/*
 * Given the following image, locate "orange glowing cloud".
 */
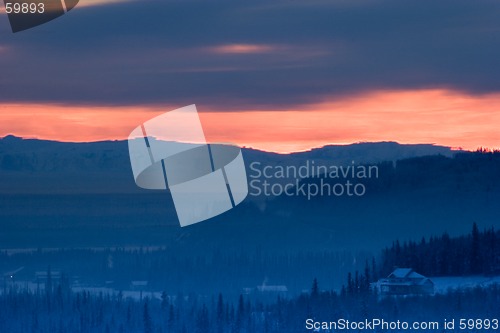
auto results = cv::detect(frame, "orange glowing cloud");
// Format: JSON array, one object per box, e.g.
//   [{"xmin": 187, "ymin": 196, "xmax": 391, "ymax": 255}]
[
  {"xmin": 1, "ymin": 89, "xmax": 500, "ymax": 153},
  {"xmin": 207, "ymin": 44, "xmax": 280, "ymax": 54},
  {"xmin": 76, "ymin": 0, "xmax": 132, "ymax": 7}
]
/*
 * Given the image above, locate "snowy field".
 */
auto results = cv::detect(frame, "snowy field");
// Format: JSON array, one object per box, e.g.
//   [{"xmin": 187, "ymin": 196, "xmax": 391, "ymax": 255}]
[
  {"xmin": 432, "ymin": 275, "xmax": 500, "ymax": 293},
  {"xmin": 3, "ymin": 275, "xmax": 500, "ymax": 300}
]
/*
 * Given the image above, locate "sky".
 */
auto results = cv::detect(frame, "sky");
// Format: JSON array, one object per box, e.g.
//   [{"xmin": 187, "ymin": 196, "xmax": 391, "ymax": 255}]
[{"xmin": 1, "ymin": 0, "xmax": 500, "ymax": 153}]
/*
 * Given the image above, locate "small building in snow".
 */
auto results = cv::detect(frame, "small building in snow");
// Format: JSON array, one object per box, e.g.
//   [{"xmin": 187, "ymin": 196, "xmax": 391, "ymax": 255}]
[
  {"xmin": 242, "ymin": 285, "xmax": 288, "ymax": 297},
  {"xmin": 35, "ymin": 270, "xmax": 62, "ymax": 283},
  {"xmin": 130, "ymin": 280, "xmax": 148, "ymax": 290},
  {"xmin": 376, "ymin": 268, "xmax": 434, "ymax": 296},
  {"xmin": 256, "ymin": 285, "xmax": 288, "ymax": 293}
]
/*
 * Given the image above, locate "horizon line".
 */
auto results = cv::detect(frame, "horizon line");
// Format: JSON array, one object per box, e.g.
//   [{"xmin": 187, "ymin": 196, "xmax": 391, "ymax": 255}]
[{"xmin": 0, "ymin": 133, "xmax": 473, "ymax": 155}]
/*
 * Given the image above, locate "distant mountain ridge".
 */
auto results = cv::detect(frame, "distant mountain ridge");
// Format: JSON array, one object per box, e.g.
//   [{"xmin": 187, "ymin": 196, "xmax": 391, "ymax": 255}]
[
  {"xmin": 0, "ymin": 135, "xmax": 455, "ymax": 193},
  {"xmin": 0, "ymin": 135, "xmax": 498, "ymax": 255}
]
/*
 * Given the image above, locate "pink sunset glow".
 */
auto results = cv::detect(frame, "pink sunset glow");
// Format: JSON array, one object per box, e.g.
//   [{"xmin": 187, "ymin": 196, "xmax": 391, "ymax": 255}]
[{"xmin": 1, "ymin": 89, "xmax": 499, "ymax": 153}]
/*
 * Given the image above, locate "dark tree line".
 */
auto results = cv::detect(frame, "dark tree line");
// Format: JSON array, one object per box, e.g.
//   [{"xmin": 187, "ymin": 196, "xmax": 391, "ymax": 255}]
[
  {"xmin": 380, "ymin": 223, "xmax": 500, "ymax": 277},
  {"xmin": 1, "ymin": 277, "xmax": 499, "ymax": 333},
  {"xmin": 340, "ymin": 257, "xmax": 379, "ymax": 297},
  {"xmin": 2, "ymin": 225, "xmax": 500, "ymax": 332},
  {"xmin": 0, "ymin": 249, "xmax": 369, "ymax": 295},
  {"xmin": 339, "ymin": 223, "xmax": 500, "ymax": 296}
]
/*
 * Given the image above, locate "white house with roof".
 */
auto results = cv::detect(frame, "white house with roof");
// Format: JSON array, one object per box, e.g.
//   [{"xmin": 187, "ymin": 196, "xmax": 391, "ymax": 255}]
[{"xmin": 376, "ymin": 268, "xmax": 434, "ymax": 296}]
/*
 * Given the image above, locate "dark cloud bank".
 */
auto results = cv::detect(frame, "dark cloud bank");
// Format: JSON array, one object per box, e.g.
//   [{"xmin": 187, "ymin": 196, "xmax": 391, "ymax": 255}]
[{"xmin": 0, "ymin": 0, "xmax": 499, "ymax": 109}]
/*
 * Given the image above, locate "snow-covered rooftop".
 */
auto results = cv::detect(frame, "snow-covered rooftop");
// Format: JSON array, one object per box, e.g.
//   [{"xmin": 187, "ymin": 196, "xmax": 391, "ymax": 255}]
[{"xmin": 388, "ymin": 268, "xmax": 413, "ymax": 278}]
